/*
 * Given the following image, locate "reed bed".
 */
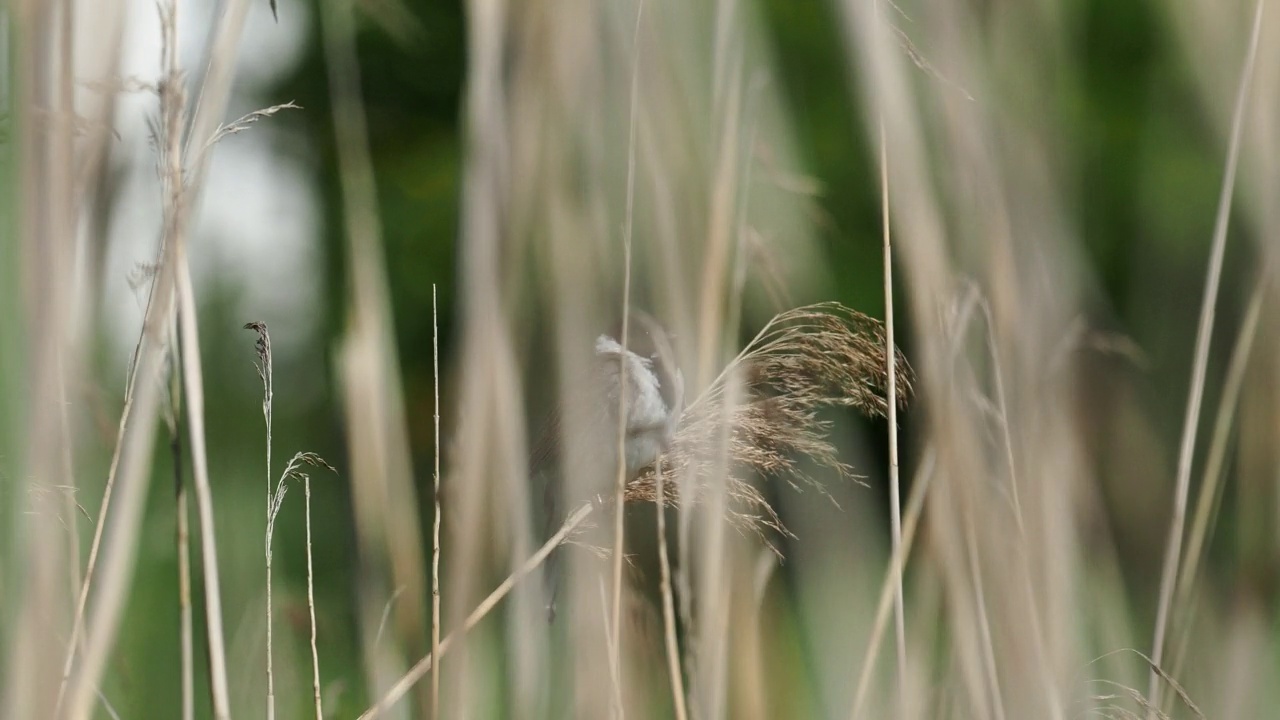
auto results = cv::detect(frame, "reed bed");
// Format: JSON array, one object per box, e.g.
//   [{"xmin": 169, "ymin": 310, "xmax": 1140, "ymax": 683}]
[{"xmin": 2, "ymin": 0, "xmax": 1278, "ymax": 718}]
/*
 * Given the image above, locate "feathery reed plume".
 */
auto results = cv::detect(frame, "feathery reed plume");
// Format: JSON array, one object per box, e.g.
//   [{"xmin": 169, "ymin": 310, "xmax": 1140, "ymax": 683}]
[
  {"xmin": 245, "ymin": 320, "xmax": 279, "ymax": 720},
  {"xmin": 628, "ymin": 302, "xmax": 912, "ymax": 539},
  {"xmin": 245, "ymin": 320, "xmax": 333, "ymax": 720},
  {"xmin": 205, "ymin": 102, "xmax": 300, "ymax": 148}
]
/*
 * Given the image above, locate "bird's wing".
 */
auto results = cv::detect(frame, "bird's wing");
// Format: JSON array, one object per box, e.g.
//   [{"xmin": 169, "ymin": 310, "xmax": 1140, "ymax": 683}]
[{"xmin": 528, "ymin": 402, "xmax": 564, "ymax": 477}]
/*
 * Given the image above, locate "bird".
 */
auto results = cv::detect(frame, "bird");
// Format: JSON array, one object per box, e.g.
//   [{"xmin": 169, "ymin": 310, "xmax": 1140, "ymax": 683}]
[{"xmin": 530, "ymin": 310, "xmax": 684, "ymax": 621}]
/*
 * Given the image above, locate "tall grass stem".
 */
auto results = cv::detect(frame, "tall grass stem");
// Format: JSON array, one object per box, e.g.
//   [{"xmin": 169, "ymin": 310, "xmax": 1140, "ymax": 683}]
[{"xmin": 1147, "ymin": 1, "xmax": 1266, "ymax": 710}]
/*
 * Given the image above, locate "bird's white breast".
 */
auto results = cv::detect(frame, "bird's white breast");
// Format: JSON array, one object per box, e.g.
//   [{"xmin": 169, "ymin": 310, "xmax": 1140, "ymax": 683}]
[{"xmin": 594, "ymin": 334, "xmax": 679, "ymax": 478}]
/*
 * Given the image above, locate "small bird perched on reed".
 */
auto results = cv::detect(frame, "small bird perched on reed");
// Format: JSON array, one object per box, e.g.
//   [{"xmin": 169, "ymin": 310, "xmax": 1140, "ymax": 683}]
[{"xmin": 531, "ymin": 310, "xmax": 684, "ymax": 621}]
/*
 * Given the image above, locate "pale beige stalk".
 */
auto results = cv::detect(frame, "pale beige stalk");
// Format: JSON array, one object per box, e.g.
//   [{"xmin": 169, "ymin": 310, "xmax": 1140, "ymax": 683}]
[
  {"xmin": 320, "ymin": 0, "xmax": 430, "ymax": 715},
  {"xmin": 358, "ymin": 503, "xmax": 595, "ymax": 720},
  {"xmin": 608, "ymin": 4, "xmax": 645, "ymax": 715},
  {"xmin": 655, "ymin": 456, "xmax": 690, "ymax": 720},
  {"xmin": 431, "ymin": 284, "xmax": 442, "ymax": 718},
  {"xmin": 851, "ymin": 450, "xmax": 935, "ymax": 719},
  {"xmin": 1147, "ymin": 1, "xmax": 1266, "ymax": 712}
]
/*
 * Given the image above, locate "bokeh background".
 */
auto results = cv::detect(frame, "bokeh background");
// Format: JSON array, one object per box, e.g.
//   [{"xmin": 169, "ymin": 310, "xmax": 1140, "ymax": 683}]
[{"xmin": 3, "ymin": 0, "xmax": 1280, "ymax": 718}]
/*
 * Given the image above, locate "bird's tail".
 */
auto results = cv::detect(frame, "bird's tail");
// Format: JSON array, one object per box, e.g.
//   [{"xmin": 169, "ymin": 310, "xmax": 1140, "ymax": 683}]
[{"xmin": 538, "ymin": 467, "xmax": 562, "ymax": 623}]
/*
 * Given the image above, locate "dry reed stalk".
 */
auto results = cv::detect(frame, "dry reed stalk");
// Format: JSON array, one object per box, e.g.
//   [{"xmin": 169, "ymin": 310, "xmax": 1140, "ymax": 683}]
[
  {"xmin": 695, "ymin": 33, "xmax": 743, "ymax": 391},
  {"xmin": 58, "ymin": 279, "xmax": 154, "ymax": 714},
  {"xmin": 52, "ymin": 0, "xmax": 82, "ymax": 644},
  {"xmin": 281, "ymin": 455, "xmax": 335, "ymax": 705},
  {"xmin": 303, "ymin": 465, "xmax": 324, "ymax": 720},
  {"xmin": 964, "ymin": 503, "xmax": 1008, "ymax": 720},
  {"xmin": 176, "ymin": 446, "xmax": 195, "ymax": 720},
  {"xmin": 321, "ymin": 0, "xmax": 429, "ymax": 714},
  {"xmin": 448, "ymin": 0, "xmax": 527, "ymax": 713},
  {"xmin": 837, "ymin": 0, "xmax": 1101, "ymax": 714},
  {"xmin": 431, "ymin": 285, "xmax": 442, "ymax": 718},
  {"xmin": 164, "ymin": 6, "xmax": 239, "ymax": 708},
  {"xmin": 59, "ymin": 0, "xmax": 255, "ymax": 716},
  {"xmin": 732, "ymin": 548, "xmax": 777, "ymax": 720},
  {"xmin": 58, "ymin": 382, "xmax": 134, "ymax": 711},
  {"xmin": 56, "ymin": 352, "xmax": 85, "ymax": 674},
  {"xmin": 851, "ymin": 449, "xmax": 934, "ymax": 719},
  {"xmin": 164, "ymin": 344, "xmax": 195, "ymax": 720},
  {"xmin": 1147, "ymin": 1, "xmax": 1266, "ymax": 710},
  {"xmin": 932, "ymin": 282, "xmax": 1063, "ymax": 718},
  {"xmin": 63, "ymin": 1, "xmax": 175, "ymax": 715},
  {"xmin": 609, "ymin": 223, "xmax": 632, "ymax": 720},
  {"xmin": 358, "ymin": 503, "xmax": 596, "ymax": 720},
  {"xmin": 609, "ymin": 6, "xmax": 645, "ymax": 714},
  {"xmin": 1180, "ymin": 277, "xmax": 1270, "ymax": 583},
  {"xmin": 599, "ymin": 577, "xmax": 625, "ymax": 717},
  {"xmin": 976, "ymin": 291, "xmax": 1063, "ymax": 718},
  {"xmin": 2, "ymin": 0, "xmax": 111, "ymax": 712},
  {"xmin": 176, "ymin": 236, "xmax": 233, "ymax": 720},
  {"xmin": 6, "ymin": 0, "xmax": 82, "ymax": 714},
  {"xmin": 483, "ymin": 0, "xmax": 674, "ymax": 712},
  {"xmin": 61, "ymin": 258, "xmax": 176, "ymax": 720},
  {"xmin": 693, "ymin": 375, "xmax": 738, "ymax": 720},
  {"xmin": 866, "ymin": 4, "xmax": 911, "ymax": 713},
  {"xmin": 655, "ymin": 456, "xmax": 690, "ymax": 720},
  {"xmin": 875, "ymin": 70, "xmax": 907, "ymax": 720},
  {"xmin": 1167, "ymin": 268, "xmax": 1269, "ymax": 689},
  {"xmin": 63, "ymin": 144, "xmax": 179, "ymax": 720}
]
